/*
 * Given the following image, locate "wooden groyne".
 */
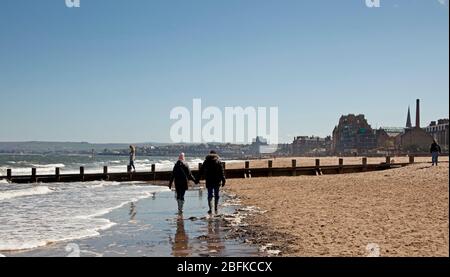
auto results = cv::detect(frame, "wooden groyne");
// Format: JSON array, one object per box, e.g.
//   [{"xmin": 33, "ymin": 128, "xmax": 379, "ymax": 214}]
[{"xmin": 0, "ymin": 156, "xmax": 416, "ymax": 184}]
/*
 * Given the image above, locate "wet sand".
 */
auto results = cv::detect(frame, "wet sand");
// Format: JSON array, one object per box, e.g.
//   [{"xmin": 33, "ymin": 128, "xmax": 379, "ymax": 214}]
[
  {"xmin": 226, "ymin": 162, "xmax": 449, "ymax": 257},
  {"xmin": 5, "ymin": 189, "xmax": 259, "ymax": 257}
]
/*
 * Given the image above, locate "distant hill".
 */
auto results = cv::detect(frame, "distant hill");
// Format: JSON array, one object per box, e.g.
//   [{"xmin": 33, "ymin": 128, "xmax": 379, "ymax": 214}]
[{"xmin": 0, "ymin": 141, "xmax": 167, "ymax": 153}]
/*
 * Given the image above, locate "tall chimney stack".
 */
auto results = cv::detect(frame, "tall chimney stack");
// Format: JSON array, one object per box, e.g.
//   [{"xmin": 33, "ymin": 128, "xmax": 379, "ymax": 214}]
[{"xmin": 415, "ymin": 99, "xmax": 420, "ymax": 128}]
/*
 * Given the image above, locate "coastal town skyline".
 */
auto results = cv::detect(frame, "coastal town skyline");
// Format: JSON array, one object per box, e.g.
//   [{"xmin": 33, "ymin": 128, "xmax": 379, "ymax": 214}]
[
  {"xmin": 1, "ymin": 98, "xmax": 448, "ymax": 159},
  {"xmin": 0, "ymin": 100, "xmax": 447, "ymax": 145}
]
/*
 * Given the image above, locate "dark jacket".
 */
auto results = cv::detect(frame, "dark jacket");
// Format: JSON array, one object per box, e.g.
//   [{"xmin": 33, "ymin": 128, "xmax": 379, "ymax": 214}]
[
  {"xmin": 198, "ymin": 154, "xmax": 226, "ymax": 188},
  {"xmin": 430, "ymin": 142, "xmax": 442, "ymax": 153},
  {"xmin": 169, "ymin": 160, "xmax": 196, "ymax": 190}
]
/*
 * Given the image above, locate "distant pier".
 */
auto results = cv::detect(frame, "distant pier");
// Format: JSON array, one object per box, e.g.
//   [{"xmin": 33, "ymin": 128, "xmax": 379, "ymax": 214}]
[{"xmin": 0, "ymin": 156, "xmax": 418, "ymax": 185}]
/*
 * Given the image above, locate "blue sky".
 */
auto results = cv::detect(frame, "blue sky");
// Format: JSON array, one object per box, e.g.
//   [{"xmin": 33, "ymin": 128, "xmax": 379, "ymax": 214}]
[{"xmin": 0, "ymin": 0, "xmax": 448, "ymax": 143}]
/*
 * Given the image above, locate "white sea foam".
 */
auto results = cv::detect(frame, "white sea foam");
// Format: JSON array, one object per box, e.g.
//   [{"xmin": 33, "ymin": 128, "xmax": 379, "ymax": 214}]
[
  {"xmin": 0, "ymin": 168, "xmax": 8, "ymax": 176},
  {"xmin": 189, "ymin": 158, "xmax": 204, "ymax": 164},
  {"xmin": 0, "ymin": 158, "xmax": 204, "ymax": 177},
  {"xmin": 158, "ymin": 159, "xmax": 172, "ymax": 163},
  {"xmin": 137, "ymin": 159, "xmax": 151, "ymax": 163},
  {"xmin": 223, "ymin": 160, "xmax": 243, "ymax": 165},
  {"xmin": 1, "ymin": 166, "xmax": 63, "ymax": 176},
  {"xmin": 83, "ymin": 180, "xmax": 121, "ymax": 188},
  {"xmin": 0, "ymin": 181, "xmax": 170, "ymax": 251},
  {"xmin": 0, "ymin": 220, "xmax": 116, "ymax": 252},
  {"xmin": 30, "ymin": 163, "xmax": 65, "ymax": 168},
  {"xmin": 0, "ymin": 186, "xmax": 54, "ymax": 201}
]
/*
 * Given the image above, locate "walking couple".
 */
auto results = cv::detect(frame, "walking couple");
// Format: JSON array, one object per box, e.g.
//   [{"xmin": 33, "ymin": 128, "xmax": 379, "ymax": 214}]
[{"xmin": 169, "ymin": 151, "xmax": 226, "ymax": 215}]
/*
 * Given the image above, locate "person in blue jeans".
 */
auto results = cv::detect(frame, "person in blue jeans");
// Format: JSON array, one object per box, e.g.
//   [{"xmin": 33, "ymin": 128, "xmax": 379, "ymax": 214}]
[
  {"xmin": 196, "ymin": 151, "xmax": 226, "ymax": 214},
  {"xmin": 430, "ymin": 140, "xmax": 442, "ymax": 166}
]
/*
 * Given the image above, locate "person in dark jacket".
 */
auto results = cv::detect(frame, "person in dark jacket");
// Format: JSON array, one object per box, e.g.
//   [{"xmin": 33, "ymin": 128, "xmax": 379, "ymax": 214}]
[
  {"xmin": 169, "ymin": 153, "xmax": 196, "ymax": 214},
  {"xmin": 196, "ymin": 151, "xmax": 226, "ymax": 214},
  {"xmin": 430, "ymin": 140, "xmax": 442, "ymax": 166}
]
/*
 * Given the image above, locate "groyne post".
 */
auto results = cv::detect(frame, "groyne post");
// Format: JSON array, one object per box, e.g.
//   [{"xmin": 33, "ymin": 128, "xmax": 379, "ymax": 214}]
[
  {"xmin": 362, "ymin": 157, "xmax": 368, "ymax": 172},
  {"xmin": 409, "ymin": 155, "xmax": 415, "ymax": 164},
  {"xmin": 31, "ymin": 168, "xmax": 37, "ymax": 183},
  {"xmin": 127, "ymin": 165, "xmax": 133, "ymax": 181},
  {"xmin": 80, "ymin": 167, "xmax": 85, "ymax": 182},
  {"xmin": 151, "ymin": 164, "xmax": 156, "ymax": 181},
  {"xmin": 103, "ymin": 166, "xmax": 109, "ymax": 181},
  {"xmin": 292, "ymin": 159, "xmax": 297, "ymax": 176},
  {"xmin": 386, "ymin": 156, "xmax": 391, "ymax": 165},
  {"xmin": 315, "ymin": 159, "xmax": 322, "ymax": 176},
  {"xmin": 268, "ymin": 160, "xmax": 273, "ymax": 177},
  {"xmin": 339, "ymin": 158, "xmax": 344, "ymax": 174},
  {"xmin": 245, "ymin": 161, "xmax": 250, "ymax": 178},
  {"xmin": 55, "ymin": 167, "xmax": 60, "ymax": 182},
  {"xmin": 7, "ymin": 169, "xmax": 11, "ymax": 181}
]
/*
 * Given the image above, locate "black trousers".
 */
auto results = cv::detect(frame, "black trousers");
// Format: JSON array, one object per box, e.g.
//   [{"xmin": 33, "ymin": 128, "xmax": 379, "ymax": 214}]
[
  {"xmin": 207, "ymin": 185, "xmax": 220, "ymax": 201},
  {"xmin": 176, "ymin": 188, "xmax": 186, "ymax": 201}
]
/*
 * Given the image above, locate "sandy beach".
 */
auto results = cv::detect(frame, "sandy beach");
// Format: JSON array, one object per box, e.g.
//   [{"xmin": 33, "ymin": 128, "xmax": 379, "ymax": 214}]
[{"xmin": 226, "ymin": 159, "xmax": 449, "ymax": 257}]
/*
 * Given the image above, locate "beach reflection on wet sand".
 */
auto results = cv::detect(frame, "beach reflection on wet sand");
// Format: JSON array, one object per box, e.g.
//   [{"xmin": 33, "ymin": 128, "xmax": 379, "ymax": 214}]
[
  {"xmin": 7, "ymin": 188, "xmax": 258, "ymax": 257},
  {"xmin": 170, "ymin": 217, "xmax": 191, "ymax": 257}
]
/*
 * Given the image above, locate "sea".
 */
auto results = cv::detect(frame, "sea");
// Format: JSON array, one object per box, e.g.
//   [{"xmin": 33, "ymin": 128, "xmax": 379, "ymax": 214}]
[{"xmin": 0, "ymin": 154, "xmax": 254, "ymax": 256}]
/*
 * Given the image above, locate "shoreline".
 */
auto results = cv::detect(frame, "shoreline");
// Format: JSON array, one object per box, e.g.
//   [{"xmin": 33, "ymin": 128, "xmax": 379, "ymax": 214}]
[
  {"xmin": 220, "ymin": 192, "xmax": 285, "ymax": 256},
  {"xmin": 3, "ymin": 188, "xmax": 260, "ymax": 257}
]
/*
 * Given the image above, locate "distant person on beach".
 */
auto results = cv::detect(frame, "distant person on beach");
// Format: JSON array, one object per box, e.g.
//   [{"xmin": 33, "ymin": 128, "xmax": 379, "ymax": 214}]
[
  {"xmin": 129, "ymin": 145, "xmax": 136, "ymax": 172},
  {"xmin": 169, "ymin": 153, "xmax": 196, "ymax": 214},
  {"xmin": 196, "ymin": 151, "xmax": 226, "ymax": 214},
  {"xmin": 430, "ymin": 140, "xmax": 442, "ymax": 166}
]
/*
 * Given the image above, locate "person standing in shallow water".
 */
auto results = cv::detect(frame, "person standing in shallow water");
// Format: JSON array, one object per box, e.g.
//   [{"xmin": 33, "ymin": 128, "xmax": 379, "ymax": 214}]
[
  {"xmin": 430, "ymin": 140, "xmax": 442, "ymax": 166},
  {"xmin": 169, "ymin": 153, "xmax": 196, "ymax": 214},
  {"xmin": 129, "ymin": 145, "xmax": 136, "ymax": 172},
  {"xmin": 196, "ymin": 151, "xmax": 226, "ymax": 214}
]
